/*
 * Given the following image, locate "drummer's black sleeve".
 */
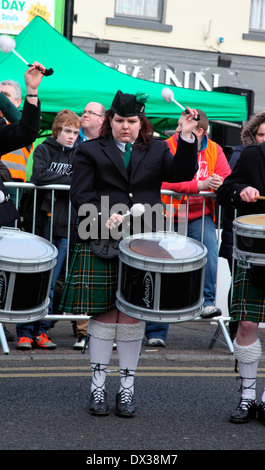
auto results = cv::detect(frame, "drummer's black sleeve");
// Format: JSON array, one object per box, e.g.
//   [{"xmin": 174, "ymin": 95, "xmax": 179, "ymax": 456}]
[
  {"xmin": 0, "ymin": 98, "xmax": 40, "ymax": 157},
  {"xmin": 163, "ymin": 135, "xmax": 198, "ymax": 182},
  {"xmin": 217, "ymin": 149, "xmax": 251, "ymax": 209}
]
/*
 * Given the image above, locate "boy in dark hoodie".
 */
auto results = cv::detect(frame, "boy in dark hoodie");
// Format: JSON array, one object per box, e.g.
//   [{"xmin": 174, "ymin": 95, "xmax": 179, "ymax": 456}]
[{"xmin": 17, "ymin": 109, "xmax": 81, "ymax": 350}]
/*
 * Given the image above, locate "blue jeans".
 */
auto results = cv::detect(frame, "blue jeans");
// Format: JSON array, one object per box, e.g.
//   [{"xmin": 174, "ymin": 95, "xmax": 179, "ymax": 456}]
[
  {"xmin": 175, "ymin": 214, "xmax": 218, "ymax": 306},
  {"xmin": 16, "ymin": 236, "xmax": 68, "ymax": 339},
  {"xmin": 145, "ymin": 215, "xmax": 218, "ymax": 342},
  {"xmin": 48, "ymin": 237, "xmax": 68, "ymax": 315},
  {"xmin": 145, "ymin": 321, "xmax": 169, "ymax": 341}
]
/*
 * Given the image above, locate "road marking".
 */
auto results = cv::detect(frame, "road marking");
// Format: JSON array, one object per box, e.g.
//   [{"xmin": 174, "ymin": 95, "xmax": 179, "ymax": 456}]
[{"xmin": 1, "ymin": 365, "xmax": 265, "ymax": 378}]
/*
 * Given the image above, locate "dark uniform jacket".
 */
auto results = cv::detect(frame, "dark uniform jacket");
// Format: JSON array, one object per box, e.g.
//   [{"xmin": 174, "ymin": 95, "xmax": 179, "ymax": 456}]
[
  {"xmin": 0, "ymin": 98, "xmax": 40, "ymax": 158},
  {"xmin": 0, "ymin": 98, "xmax": 40, "ymax": 226},
  {"xmin": 217, "ymin": 142, "xmax": 265, "ymax": 216}
]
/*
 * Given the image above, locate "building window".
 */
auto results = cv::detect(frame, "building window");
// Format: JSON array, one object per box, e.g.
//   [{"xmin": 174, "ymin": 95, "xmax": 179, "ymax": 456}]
[
  {"xmin": 242, "ymin": 0, "xmax": 265, "ymax": 41},
  {"xmin": 115, "ymin": 0, "xmax": 163, "ymax": 22},
  {"xmin": 106, "ymin": 0, "xmax": 172, "ymax": 32},
  {"xmin": 249, "ymin": 0, "xmax": 265, "ymax": 31}
]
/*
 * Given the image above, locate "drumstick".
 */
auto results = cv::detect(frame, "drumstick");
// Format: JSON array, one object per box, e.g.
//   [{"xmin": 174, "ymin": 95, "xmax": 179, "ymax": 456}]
[
  {"xmin": 254, "ymin": 195, "xmax": 265, "ymax": 200},
  {"xmin": 0, "ymin": 34, "xmax": 54, "ymax": 76}
]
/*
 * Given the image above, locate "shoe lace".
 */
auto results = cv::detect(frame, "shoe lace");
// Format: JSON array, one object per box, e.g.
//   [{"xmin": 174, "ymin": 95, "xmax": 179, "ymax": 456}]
[
  {"xmin": 119, "ymin": 368, "xmax": 135, "ymax": 403},
  {"xmin": 238, "ymin": 397, "xmax": 255, "ymax": 410},
  {"xmin": 92, "ymin": 388, "xmax": 105, "ymax": 404},
  {"xmin": 236, "ymin": 376, "xmax": 257, "ymax": 409},
  {"xmin": 38, "ymin": 333, "xmax": 48, "ymax": 341},
  {"xmin": 120, "ymin": 388, "xmax": 133, "ymax": 404},
  {"xmin": 90, "ymin": 362, "xmax": 108, "ymax": 401}
]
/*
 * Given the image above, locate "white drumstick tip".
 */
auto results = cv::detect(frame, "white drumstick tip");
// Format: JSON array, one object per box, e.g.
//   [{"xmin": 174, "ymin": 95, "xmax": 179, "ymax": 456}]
[
  {"xmin": 0, "ymin": 34, "xmax": 29, "ymax": 65},
  {"xmin": 161, "ymin": 87, "xmax": 175, "ymax": 103},
  {"xmin": 127, "ymin": 203, "xmax": 145, "ymax": 217},
  {"xmin": 0, "ymin": 34, "xmax": 15, "ymax": 53},
  {"xmin": 161, "ymin": 87, "xmax": 186, "ymax": 111}
]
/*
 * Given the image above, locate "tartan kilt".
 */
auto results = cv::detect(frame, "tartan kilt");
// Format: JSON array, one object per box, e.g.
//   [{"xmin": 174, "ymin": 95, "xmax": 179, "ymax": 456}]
[
  {"xmin": 231, "ymin": 267, "xmax": 265, "ymax": 323},
  {"xmin": 59, "ymin": 243, "xmax": 119, "ymax": 315}
]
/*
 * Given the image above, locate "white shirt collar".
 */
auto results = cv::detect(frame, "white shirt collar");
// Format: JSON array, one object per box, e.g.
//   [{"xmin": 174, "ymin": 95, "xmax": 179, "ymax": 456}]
[{"xmin": 114, "ymin": 139, "xmax": 134, "ymax": 153}]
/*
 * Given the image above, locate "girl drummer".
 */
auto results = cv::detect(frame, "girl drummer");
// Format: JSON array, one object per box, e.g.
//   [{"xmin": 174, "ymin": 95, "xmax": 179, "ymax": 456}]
[{"xmin": 60, "ymin": 90, "xmax": 199, "ymax": 417}]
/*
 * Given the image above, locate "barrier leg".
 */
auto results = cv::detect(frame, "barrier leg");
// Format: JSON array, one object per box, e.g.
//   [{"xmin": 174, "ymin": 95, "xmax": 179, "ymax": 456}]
[
  {"xmin": 208, "ymin": 317, "xmax": 234, "ymax": 354},
  {"xmin": 0, "ymin": 323, "xmax": 9, "ymax": 354}
]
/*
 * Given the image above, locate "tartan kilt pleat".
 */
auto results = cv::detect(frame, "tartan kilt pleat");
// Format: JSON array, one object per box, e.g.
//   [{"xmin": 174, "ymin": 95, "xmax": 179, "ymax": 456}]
[
  {"xmin": 231, "ymin": 267, "xmax": 265, "ymax": 323},
  {"xmin": 59, "ymin": 243, "xmax": 119, "ymax": 315}
]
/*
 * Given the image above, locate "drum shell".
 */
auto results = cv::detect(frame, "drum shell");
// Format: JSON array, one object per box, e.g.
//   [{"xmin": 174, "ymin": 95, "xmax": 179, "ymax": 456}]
[
  {"xmin": 0, "ymin": 228, "xmax": 58, "ymax": 323},
  {"xmin": 116, "ymin": 232, "xmax": 207, "ymax": 323},
  {"xmin": 233, "ymin": 214, "xmax": 265, "ymax": 267}
]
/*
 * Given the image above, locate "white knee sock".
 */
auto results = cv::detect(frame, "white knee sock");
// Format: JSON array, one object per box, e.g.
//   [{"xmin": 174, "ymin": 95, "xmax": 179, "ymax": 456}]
[
  {"xmin": 116, "ymin": 339, "xmax": 142, "ymax": 394},
  {"xmin": 238, "ymin": 361, "xmax": 258, "ymax": 401},
  {"xmin": 89, "ymin": 335, "xmax": 114, "ymax": 392},
  {"xmin": 233, "ymin": 338, "xmax": 262, "ymax": 401}
]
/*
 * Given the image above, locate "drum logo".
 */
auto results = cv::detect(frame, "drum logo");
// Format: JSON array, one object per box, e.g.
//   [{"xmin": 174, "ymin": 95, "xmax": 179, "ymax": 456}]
[
  {"xmin": 143, "ymin": 272, "xmax": 154, "ymax": 308},
  {"xmin": 0, "ymin": 271, "xmax": 7, "ymax": 308}
]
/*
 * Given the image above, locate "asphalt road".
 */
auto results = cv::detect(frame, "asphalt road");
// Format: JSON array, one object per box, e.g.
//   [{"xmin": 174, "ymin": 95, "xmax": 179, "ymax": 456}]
[{"xmin": 0, "ymin": 320, "xmax": 265, "ymax": 460}]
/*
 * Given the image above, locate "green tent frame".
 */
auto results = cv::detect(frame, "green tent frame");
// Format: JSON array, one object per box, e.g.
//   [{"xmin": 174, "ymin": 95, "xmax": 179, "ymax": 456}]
[{"xmin": 0, "ymin": 16, "xmax": 247, "ymax": 138}]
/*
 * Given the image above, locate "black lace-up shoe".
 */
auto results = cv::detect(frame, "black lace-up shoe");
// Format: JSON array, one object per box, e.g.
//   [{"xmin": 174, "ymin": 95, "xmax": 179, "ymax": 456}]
[
  {"xmin": 229, "ymin": 398, "xmax": 257, "ymax": 424},
  {"xmin": 115, "ymin": 389, "xmax": 135, "ymax": 418},
  {"xmin": 88, "ymin": 389, "xmax": 109, "ymax": 416},
  {"xmin": 258, "ymin": 401, "xmax": 265, "ymax": 425}
]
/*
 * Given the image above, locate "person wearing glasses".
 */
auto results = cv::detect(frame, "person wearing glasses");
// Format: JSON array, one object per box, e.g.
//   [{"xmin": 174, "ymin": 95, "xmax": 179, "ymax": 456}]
[{"xmin": 76, "ymin": 102, "xmax": 106, "ymax": 144}]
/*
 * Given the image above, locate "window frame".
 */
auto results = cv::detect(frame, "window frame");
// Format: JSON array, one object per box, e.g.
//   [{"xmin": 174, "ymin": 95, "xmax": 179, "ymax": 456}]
[
  {"xmin": 106, "ymin": 0, "xmax": 172, "ymax": 32},
  {"xmin": 114, "ymin": 0, "xmax": 163, "ymax": 23},
  {"xmin": 243, "ymin": 0, "xmax": 265, "ymax": 42}
]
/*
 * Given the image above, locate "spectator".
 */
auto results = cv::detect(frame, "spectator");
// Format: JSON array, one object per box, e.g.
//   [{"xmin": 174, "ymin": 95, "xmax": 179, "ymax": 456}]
[
  {"xmin": 162, "ymin": 110, "xmax": 231, "ymax": 317},
  {"xmin": 16, "ymin": 109, "xmax": 81, "ymax": 350},
  {"xmin": 76, "ymin": 101, "xmax": 105, "ymax": 144}
]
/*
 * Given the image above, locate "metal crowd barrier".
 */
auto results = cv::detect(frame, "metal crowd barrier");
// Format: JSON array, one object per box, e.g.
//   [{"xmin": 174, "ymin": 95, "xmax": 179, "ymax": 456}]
[{"xmin": 0, "ymin": 182, "xmax": 233, "ymax": 354}]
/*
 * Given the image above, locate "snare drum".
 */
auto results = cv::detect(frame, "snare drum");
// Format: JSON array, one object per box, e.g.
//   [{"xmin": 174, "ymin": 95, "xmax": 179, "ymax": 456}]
[
  {"xmin": 233, "ymin": 214, "xmax": 265, "ymax": 267},
  {"xmin": 0, "ymin": 228, "xmax": 58, "ymax": 323},
  {"xmin": 116, "ymin": 231, "xmax": 207, "ymax": 323}
]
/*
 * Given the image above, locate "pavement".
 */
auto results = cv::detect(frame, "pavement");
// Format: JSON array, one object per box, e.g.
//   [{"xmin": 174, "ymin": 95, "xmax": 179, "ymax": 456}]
[{"xmin": 2, "ymin": 315, "xmax": 264, "ymax": 360}]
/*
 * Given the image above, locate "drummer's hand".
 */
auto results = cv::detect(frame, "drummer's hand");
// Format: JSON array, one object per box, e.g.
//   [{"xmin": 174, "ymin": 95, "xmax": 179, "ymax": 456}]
[
  {"xmin": 105, "ymin": 213, "xmax": 124, "ymax": 229},
  {"xmin": 25, "ymin": 62, "xmax": 45, "ymax": 105},
  {"xmin": 181, "ymin": 107, "xmax": 199, "ymax": 140},
  {"xmin": 240, "ymin": 186, "xmax": 259, "ymax": 202}
]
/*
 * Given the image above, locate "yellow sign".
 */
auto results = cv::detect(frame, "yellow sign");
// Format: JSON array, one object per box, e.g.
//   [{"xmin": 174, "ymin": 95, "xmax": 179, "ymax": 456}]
[{"xmin": 27, "ymin": 2, "xmax": 51, "ymax": 23}]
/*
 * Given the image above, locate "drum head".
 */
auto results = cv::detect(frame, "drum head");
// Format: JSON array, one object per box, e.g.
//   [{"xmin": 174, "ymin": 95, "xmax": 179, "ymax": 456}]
[
  {"xmin": 234, "ymin": 214, "xmax": 265, "ymax": 229},
  {"xmin": 119, "ymin": 231, "xmax": 207, "ymax": 272},
  {"xmin": 0, "ymin": 228, "xmax": 58, "ymax": 272},
  {"xmin": 233, "ymin": 214, "xmax": 265, "ymax": 265}
]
